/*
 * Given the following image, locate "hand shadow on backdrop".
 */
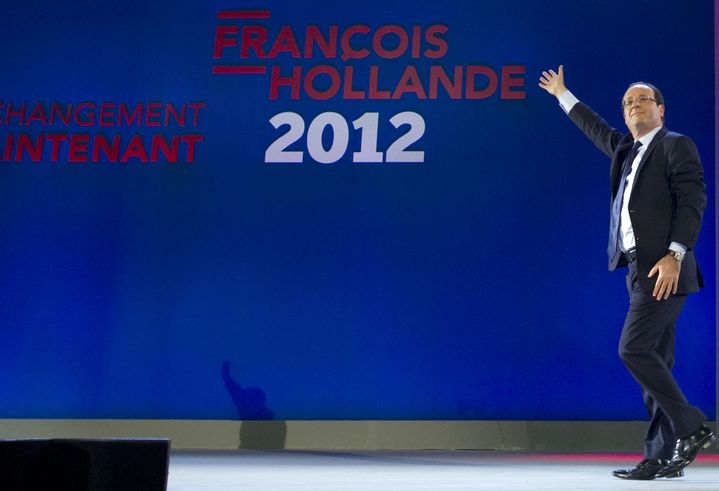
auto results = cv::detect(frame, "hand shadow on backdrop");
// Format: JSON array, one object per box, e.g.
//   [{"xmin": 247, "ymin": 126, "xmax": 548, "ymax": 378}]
[{"xmin": 222, "ymin": 361, "xmax": 287, "ymax": 449}]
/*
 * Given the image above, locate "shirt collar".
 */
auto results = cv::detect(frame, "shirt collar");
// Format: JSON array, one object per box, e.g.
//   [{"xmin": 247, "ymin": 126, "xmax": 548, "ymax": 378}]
[{"xmin": 635, "ymin": 125, "xmax": 663, "ymax": 148}]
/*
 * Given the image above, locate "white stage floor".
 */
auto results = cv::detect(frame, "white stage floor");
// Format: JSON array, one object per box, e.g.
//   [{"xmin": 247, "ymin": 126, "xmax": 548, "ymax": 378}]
[{"xmin": 168, "ymin": 450, "xmax": 719, "ymax": 491}]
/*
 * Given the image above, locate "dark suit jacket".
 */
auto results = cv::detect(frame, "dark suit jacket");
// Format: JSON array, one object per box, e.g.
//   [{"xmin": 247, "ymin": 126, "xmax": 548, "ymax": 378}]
[{"xmin": 568, "ymin": 102, "xmax": 706, "ymax": 294}]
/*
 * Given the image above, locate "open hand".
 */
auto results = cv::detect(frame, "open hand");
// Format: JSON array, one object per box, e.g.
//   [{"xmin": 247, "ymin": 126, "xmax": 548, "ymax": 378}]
[
  {"xmin": 539, "ymin": 65, "xmax": 567, "ymax": 97},
  {"xmin": 648, "ymin": 254, "xmax": 680, "ymax": 300}
]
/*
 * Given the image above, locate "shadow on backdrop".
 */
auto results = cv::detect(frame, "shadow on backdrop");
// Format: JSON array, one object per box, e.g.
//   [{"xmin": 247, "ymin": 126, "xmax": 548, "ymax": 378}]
[{"xmin": 222, "ymin": 361, "xmax": 287, "ymax": 449}]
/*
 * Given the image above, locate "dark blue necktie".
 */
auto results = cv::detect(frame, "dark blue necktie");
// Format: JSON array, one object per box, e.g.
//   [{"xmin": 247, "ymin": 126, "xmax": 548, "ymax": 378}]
[{"xmin": 607, "ymin": 140, "xmax": 643, "ymax": 262}]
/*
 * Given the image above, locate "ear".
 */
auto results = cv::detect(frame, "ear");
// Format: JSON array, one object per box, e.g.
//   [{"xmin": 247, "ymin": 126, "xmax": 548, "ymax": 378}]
[{"xmin": 658, "ymin": 104, "xmax": 665, "ymax": 119}]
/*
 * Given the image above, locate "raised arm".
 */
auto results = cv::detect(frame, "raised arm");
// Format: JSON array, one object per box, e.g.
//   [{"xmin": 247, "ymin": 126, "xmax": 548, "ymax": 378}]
[{"xmin": 539, "ymin": 65, "xmax": 624, "ymax": 158}]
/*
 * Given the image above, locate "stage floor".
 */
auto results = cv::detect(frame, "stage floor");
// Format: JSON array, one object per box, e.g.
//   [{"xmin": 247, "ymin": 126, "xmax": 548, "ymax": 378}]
[{"xmin": 168, "ymin": 450, "xmax": 719, "ymax": 490}]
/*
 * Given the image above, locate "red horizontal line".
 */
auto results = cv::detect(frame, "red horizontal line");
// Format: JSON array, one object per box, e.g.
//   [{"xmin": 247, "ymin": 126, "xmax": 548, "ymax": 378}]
[
  {"xmin": 217, "ymin": 10, "xmax": 271, "ymax": 19},
  {"xmin": 212, "ymin": 65, "xmax": 267, "ymax": 75}
]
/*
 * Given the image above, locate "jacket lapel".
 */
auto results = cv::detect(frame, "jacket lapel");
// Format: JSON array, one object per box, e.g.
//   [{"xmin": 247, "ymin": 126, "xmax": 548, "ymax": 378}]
[
  {"xmin": 611, "ymin": 127, "xmax": 667, "ymax": 198},
  {"xmin": 633, "ymin": 126, "xmax": 668, "ymax": 179},
  {"xmin": 611, "ymin": 137, "xmax": 635, "ymax": 197}
]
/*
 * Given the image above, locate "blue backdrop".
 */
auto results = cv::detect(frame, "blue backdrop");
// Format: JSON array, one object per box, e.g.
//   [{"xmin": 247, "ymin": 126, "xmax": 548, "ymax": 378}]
[{"xmin": 0, "ymin": 0, "xmax": 714, "ymax": 420}]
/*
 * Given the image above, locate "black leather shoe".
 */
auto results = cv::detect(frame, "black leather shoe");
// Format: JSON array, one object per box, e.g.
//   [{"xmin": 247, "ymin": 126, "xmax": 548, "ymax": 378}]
[
  {"xmin": 655, "ymin": 425, "xmax": 716, "ymax": 477},
  {"xmin": 612, "ymin": 459, "xmax": 683, "ymax": 480}
]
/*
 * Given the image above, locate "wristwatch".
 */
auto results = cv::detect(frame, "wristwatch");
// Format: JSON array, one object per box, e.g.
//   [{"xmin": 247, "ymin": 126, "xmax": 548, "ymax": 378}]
[{"xmin": 667, "ymin": 250, "xmax": 685, "ymax": 263}]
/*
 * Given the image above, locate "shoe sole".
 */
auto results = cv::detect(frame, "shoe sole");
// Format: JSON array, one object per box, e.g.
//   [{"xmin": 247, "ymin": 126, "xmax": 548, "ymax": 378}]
[
  {"xmin": 661, "ymin": 471, "xmax": 684, "ymax": 479},
  {"xmin": 612, "ymin": 470, "xmax": 683, "ymax": 480},
  {"xmin": 612, "ymin": 473, "xmax": 657, "ymax": 480}
]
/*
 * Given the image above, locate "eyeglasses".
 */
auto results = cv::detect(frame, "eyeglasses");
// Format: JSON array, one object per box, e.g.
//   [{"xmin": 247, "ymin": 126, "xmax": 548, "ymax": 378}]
[{"xmin": 622, "ymin": 95, "xmax": 657, "ymax": 109}]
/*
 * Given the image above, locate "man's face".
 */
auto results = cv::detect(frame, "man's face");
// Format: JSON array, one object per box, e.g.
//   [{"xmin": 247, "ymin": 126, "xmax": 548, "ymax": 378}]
[{"xmin": 622, "ymin": 84, "xmax": 664, "ymax": 136}]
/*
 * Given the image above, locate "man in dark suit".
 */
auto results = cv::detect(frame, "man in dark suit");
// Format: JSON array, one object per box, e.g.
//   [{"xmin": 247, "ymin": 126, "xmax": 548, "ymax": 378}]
[{"xmin": 539, "ymin": 65, "xmax": 714, "ymax": 480}]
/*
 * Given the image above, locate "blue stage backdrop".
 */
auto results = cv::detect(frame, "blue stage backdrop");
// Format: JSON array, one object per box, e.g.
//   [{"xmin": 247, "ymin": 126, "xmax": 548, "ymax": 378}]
[{"xmin": 0, "ymin": 0, "xmax": 714, "ymax": 420}]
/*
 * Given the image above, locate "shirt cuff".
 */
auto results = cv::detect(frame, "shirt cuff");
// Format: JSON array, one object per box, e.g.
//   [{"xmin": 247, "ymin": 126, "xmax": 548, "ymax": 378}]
[
  {"xmin": 668, "ymin": 242, "xmax": 687, "ymax": 254},
  {"xmin": 558, "ymin": 90, "xmax": 579, "ymax": 114}
]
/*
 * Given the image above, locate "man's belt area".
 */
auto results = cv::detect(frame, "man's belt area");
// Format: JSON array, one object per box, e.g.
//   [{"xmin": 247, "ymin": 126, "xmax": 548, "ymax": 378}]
[{"xmin": 624, "ymin": 248, "xmax": 637, "ymax": 262}]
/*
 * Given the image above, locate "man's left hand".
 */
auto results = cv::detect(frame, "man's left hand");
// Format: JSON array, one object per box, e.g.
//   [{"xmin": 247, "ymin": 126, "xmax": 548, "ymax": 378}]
[{"xmin": 648, "ymin": 254, "xmax": 681, "ymax": 300}]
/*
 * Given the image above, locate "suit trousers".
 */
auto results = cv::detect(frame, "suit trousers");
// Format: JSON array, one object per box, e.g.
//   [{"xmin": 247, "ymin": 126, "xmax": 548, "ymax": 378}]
[{"xmin": 618, "ymin": 259, "xmax": 706, "ymax": 459}]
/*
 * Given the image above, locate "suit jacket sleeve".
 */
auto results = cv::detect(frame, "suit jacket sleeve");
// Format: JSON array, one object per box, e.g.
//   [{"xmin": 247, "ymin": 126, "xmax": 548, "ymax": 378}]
[
  {"xmin": 664, "ymin": 135, "xmax": 706, "ymax": 250},
  {"xmin": 567, "ymin": 102, "xmax": 625, "ymax": 157}
]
